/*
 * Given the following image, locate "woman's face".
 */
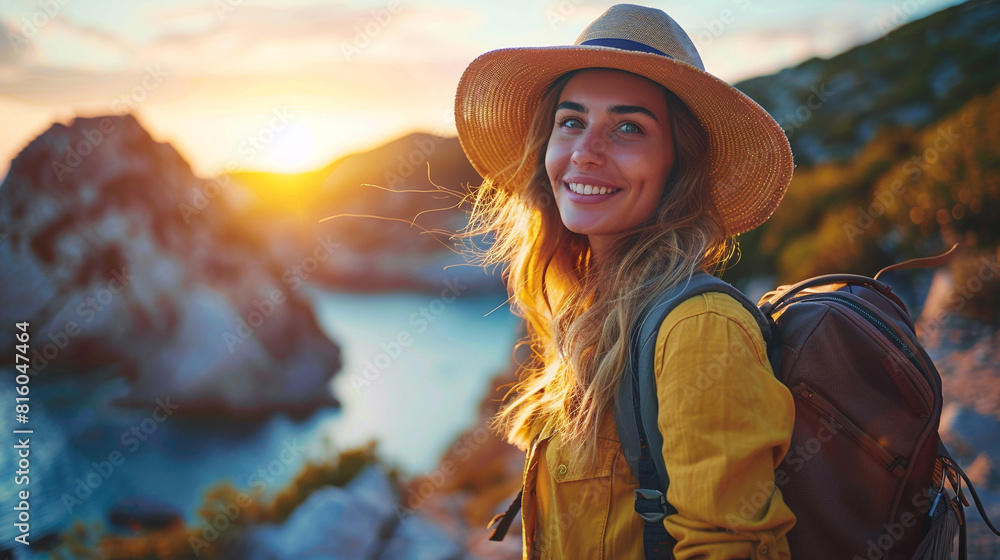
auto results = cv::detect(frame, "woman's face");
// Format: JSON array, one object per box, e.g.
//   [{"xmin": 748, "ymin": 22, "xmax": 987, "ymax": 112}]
[{"xmin": 544, "ymin": 69, "xmax": 675, "ymax": 256}]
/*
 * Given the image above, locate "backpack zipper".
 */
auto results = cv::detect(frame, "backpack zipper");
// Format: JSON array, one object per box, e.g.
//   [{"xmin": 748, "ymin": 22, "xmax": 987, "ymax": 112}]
[
  {"xmin": 793, "ymin": 381, "xmax": 905, "ymax": 476},
  {"xmin": 803, "ymin": 293, "xmax": 928, "ymax": 383}
]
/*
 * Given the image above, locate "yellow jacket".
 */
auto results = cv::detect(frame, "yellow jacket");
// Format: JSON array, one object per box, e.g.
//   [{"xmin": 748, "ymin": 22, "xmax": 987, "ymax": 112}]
[{"xmin": 520, "ymin": 292, "xmax": 797, "ymax": 559}]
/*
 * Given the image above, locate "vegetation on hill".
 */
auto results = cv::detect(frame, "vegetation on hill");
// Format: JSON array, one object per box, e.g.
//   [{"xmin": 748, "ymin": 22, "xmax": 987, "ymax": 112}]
[{"xmin": 724, "ymin": 0, "xmax": 1000, "ymax": 325}]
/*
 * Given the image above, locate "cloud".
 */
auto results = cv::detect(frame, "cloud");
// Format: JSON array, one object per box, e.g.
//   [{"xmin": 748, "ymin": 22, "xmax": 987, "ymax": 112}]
[
  {"xmin": 142, "ymin": 2, "xmax": 481, "ymax": 72},
  {"xmin": 0, "ymin": 12, "xmax": 136, "ymax": 86},
  {"xmin": 700, "ymin": 16, "xmax": 883, "ymax": 83},
  {"xmin": 0, "ymin": 2, "xmax": 477, "ymax": 116},
  {"xmin": 0, "ymin": 2, "xmax": 473, "ymax": 86},
  {"xmin": 0, "ymin": 4, "xmax": 444, "ymax": 107},
  {"xmin": 0, "ymin": 17, "xmax": 35, "ymax": 69}
]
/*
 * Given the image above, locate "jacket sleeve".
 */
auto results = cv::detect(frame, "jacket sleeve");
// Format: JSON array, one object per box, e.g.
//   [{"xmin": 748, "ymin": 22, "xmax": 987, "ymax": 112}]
[{"xmin": 654, "ymin": 292, "xmax": 796, "ymax": 560}]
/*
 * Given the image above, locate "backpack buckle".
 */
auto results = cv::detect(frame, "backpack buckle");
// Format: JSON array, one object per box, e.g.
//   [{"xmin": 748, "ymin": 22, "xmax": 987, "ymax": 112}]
[{"xmin": 634, "ymin": 488, "xmax": 668, "ymax": 523}]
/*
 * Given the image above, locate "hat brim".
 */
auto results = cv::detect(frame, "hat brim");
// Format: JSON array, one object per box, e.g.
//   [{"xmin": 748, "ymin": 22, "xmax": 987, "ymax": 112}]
[{"xmin": 454, "ymin": 45, "xmax": 793, "ymax": 235}]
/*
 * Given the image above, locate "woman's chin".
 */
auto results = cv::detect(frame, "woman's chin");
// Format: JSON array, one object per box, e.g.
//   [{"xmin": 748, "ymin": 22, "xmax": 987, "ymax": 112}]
[{"xmin": 562, "ymin": 222, "xmax": 605, "ymax": 237}]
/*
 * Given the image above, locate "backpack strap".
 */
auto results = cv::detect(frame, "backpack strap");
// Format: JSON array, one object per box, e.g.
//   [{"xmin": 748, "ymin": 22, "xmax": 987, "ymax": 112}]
[
  {"xmin": 940, "ymin": 452, "xmax": 1000, "ymax": 545},
  {"xmin": 873, "ymin": 243, "xmax": 959, "ymax": 280},
  {"xmin": 615, "ymin": 272, "xmax": 769, "ymax": 559},
  {"xmin": 488, "ymin": 433, "xmax": 545, "ymax": 542},
  {"xmin": 487, "ymin": 487, "xmax": 522, "ymax": 541}
]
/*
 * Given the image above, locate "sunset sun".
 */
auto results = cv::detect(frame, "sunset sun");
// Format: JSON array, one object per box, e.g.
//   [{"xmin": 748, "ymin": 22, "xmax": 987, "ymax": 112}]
[{"xmin": 264, "ymin": 122, "xmax": 318, "ymax": 173}]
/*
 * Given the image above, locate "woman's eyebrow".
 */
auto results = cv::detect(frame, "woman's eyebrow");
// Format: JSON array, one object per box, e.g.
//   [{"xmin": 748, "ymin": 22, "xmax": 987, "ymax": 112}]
[
  {"xmin": 555, "ymin": 101, "xmax": 658, "ymax": 122},
  {"xmin": 608, "ymin": 104, "xmax": 658, "ymax": 121},
  {"xmin": 555, "ymin": 100, "xmax": 586, "ymax": 112}
]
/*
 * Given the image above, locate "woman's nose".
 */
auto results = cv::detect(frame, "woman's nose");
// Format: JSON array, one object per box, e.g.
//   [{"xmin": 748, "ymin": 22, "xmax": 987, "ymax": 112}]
[{"xmin": 571, "ymin": 129, "xmax": 607, "ymax": 168}]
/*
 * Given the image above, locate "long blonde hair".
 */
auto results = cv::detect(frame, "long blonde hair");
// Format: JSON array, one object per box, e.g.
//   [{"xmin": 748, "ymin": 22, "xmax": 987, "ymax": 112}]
[{"xmin": 462, "ymin": 69, "xmax": 735, "ymax": 468}]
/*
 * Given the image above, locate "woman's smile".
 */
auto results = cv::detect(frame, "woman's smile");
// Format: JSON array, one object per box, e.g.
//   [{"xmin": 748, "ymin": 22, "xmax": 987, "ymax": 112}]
[{"xmin": 563, "ymin": 178, "xmax": 623, "ymax": 202}]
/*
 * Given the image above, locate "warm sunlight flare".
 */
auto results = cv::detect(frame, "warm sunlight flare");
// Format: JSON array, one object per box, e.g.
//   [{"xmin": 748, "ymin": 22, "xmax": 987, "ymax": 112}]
[{"xmin": 263, "ymin": 122, "xmax": 319, "ymax": 173}]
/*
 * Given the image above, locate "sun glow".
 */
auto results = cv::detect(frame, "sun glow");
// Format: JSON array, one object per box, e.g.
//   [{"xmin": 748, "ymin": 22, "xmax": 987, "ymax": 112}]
[{"xmin": 263, "ymin": 122, "xmax": 319, "ymax": 173}]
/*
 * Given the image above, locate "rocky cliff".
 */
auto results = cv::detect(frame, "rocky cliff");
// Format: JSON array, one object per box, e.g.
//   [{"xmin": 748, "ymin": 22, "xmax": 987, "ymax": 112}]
[{"xmin": 0, "ymin": 114, "xmax": 342, "ymax": 416}]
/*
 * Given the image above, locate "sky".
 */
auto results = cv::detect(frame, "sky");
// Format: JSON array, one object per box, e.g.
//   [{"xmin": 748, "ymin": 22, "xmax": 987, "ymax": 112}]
[{"xmin": 0, "ymin": 0, "xmax": 966, "ymax": 179}]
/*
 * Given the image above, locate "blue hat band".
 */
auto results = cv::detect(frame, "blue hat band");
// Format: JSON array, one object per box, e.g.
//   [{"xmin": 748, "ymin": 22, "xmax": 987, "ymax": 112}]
[{"xmin": 578, "ymin": 38, "xmax": 669, "ymax": 57}]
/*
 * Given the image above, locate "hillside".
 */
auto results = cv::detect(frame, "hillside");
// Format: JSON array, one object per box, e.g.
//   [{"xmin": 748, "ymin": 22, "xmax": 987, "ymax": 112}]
[
  {"xmin": 724, "ymin": 0, "xmax": 1000, "ymax": 320},
  {"xmin": 736, "ymin": 0, "xmax": 1000, "ymax": 167},
  {"xmin": 229, "ymin": 133, "xmax": 498, "ymax": 293}
]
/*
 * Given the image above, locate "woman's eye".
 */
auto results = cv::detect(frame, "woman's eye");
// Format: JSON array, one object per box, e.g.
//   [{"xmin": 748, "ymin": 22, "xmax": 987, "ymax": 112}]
[
  {"xmin": 558, "ymin": 117, "xmax": 583, "ymax": 129},
  {"xmin": 618, "ymin": 122, "xmax": 641, "ymax": 134}
]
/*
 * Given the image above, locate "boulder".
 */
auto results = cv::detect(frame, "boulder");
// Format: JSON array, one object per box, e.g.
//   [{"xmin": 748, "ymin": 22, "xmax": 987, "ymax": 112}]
[
  {"xmin": 236, "ymin": 464, "xmax": 468, "ymax": 560},
  {"xmin": 0, "ymin": 114, "xmax": 341, "ymax": 417}
]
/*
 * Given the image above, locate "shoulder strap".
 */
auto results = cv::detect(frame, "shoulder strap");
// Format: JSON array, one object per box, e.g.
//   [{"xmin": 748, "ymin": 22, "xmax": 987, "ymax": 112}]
[
  {"xmin": 487, "ymin": 487, "xmax": 521, "ymax": 541},
  {"xmin": 487, "ymin": 432, "xmax": 543, "ymax": 542},
  {"xmin": 615, "ymin": 272, "xmax": 768, "ymax": 559},
  {"xmin": 616, "ymin": 272, "xmax": 769, "ymax": 490}
]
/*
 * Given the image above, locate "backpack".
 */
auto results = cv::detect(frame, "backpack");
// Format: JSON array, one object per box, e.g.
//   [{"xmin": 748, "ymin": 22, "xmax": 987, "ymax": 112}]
[{"xmin": 616, "ymin": 246, "xmax": 1000, "ymax": 559}]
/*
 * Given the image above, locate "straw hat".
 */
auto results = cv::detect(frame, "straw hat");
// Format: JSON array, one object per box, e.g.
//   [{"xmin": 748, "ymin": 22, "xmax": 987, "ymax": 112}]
[{"xmin": 454, "ymin": 3, "xmax": 794, "ymax": 235}]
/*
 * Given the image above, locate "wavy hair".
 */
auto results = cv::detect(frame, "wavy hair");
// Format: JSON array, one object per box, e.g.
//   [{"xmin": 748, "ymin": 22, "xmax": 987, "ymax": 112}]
[{"xmin": 461, "ymin": 69, "xmax": 735, "ymax": 469}]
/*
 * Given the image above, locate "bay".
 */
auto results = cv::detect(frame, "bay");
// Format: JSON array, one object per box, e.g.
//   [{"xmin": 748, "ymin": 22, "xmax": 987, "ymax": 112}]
[{"xmin": 0, "ymin": 287, "xmax": 520, "ymax": 547}]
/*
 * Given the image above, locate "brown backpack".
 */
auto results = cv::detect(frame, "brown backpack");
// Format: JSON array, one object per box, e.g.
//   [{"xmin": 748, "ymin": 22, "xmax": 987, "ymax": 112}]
[
  {"xmin": 611, "ymin": 245, "xmax": 1000, "ymax": 559},
  {"xmin": 755, "ymin": 251, "xmax": 973, "ymax": 559}
]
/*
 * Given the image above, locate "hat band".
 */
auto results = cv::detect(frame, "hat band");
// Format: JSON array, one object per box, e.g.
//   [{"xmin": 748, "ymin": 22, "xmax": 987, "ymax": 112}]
[{"xmin": 578, "ymin": 38, "xmax": 669, "ymax": 57}]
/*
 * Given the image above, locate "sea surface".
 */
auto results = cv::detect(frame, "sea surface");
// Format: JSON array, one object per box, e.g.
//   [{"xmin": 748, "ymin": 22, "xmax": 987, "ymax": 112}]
[{"xmin": 0, "ymin": 286, "xmax": 521, "ymax": 546}]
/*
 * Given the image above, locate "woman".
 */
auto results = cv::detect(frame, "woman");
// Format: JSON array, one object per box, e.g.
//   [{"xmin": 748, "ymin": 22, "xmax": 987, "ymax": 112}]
[{"xmin": 455, "ymin": 5, "xmax": 796, "ymax": 559}]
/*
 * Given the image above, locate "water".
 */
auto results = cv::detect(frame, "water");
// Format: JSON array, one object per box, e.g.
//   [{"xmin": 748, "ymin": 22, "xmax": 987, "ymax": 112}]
[
  {"xmin": 0, "ymin": 287, "xmax": 520, "ymax": 547},
  {"xmin": 309, "ymin": 285, "xmax": 521, "ymax": 474}
]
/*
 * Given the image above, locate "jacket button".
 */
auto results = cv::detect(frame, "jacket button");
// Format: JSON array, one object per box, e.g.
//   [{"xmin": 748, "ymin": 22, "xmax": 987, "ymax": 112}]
[
  {"xmin": 758, "ymin": 544, "xmax": 769, "ymax": 556},
  {"xmin": 557, "ymin": 464, "xmax": 567, "ymax": 475}
]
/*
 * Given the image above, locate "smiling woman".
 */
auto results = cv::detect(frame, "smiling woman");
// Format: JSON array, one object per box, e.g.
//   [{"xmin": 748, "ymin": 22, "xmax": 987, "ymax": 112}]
[{"xmin": 455, "ymin": 4, "xmax": 797, "ymax": 559}]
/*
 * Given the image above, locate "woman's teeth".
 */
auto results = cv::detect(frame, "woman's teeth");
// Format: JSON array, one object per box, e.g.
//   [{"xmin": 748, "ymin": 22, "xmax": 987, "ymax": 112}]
[{"xmin": 567, "ymin": 182, "xmax": 620, "ymax": 195}]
